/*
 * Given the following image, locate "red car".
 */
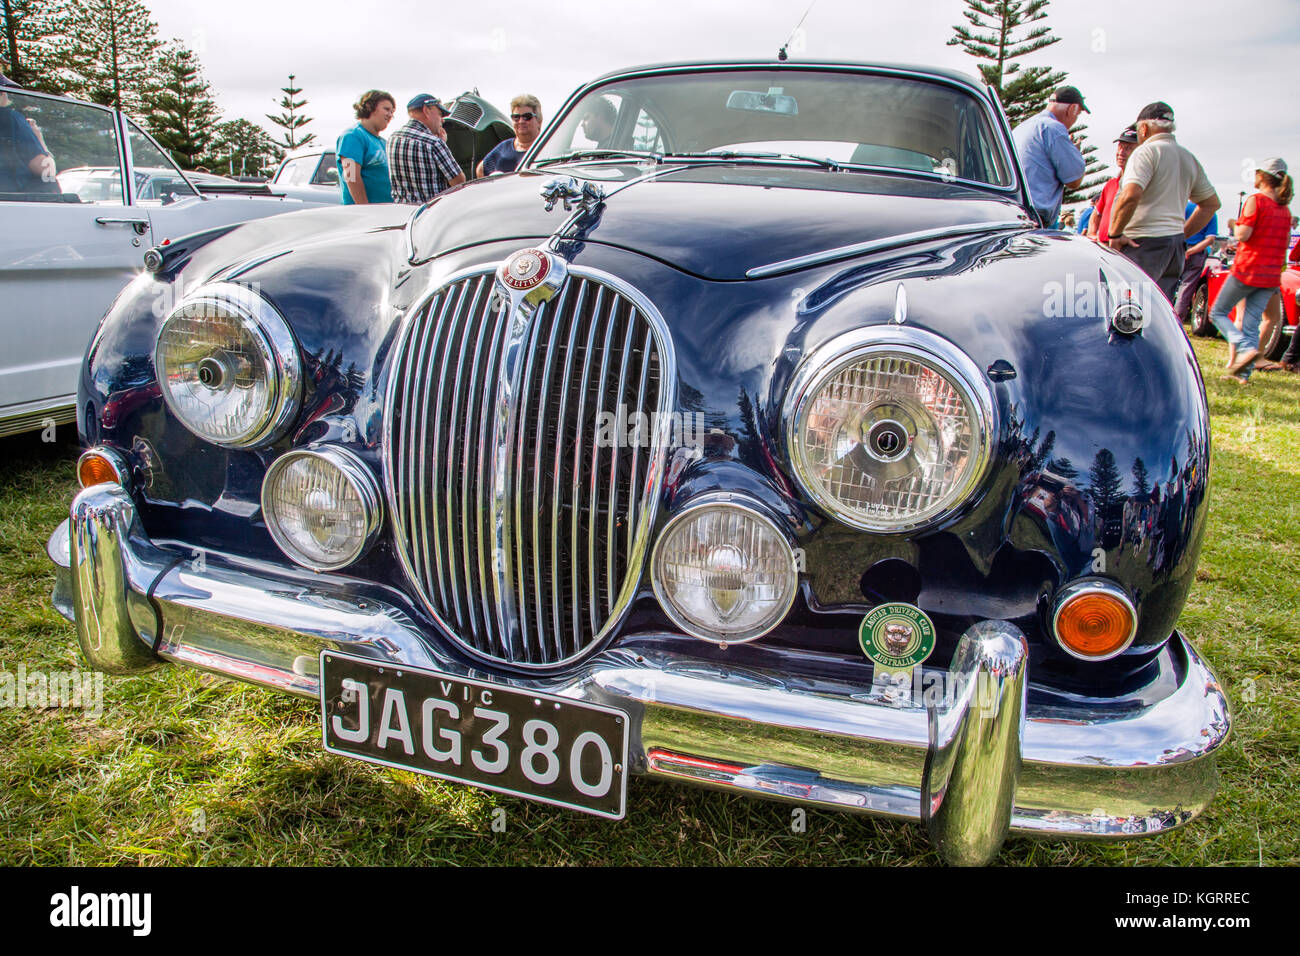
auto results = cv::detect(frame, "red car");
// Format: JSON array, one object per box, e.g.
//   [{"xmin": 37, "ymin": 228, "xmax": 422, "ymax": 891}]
[{"xmin": 1189, "ymin": 236, "xmax": 1300, "ymax": 360}]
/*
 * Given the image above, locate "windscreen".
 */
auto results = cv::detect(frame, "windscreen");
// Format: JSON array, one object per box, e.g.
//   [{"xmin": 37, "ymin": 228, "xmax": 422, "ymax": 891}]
[{"xmin": 533, "ymin": 69, "xmax": 1013, "ymax": 187}]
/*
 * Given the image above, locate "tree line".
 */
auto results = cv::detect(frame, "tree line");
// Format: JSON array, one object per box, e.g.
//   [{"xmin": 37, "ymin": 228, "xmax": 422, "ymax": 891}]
[{"xmin": 1, "ymin": 0, "xmax": 315, "ymax": 177}]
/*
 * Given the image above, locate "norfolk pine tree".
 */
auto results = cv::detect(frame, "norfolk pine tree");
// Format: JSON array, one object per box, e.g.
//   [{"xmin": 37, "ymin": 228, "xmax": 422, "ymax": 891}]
[
  {"xmin": 146, "ymin": 40, "xmax": 219, "ymax": 169},
  {"xmin": 55, "ymin": 0, "xmax": 162, "ymax": 114},
  {"xmin": 948, "ymin": 0, "xmax": 1106, "ymax": 204},
  {"xmin": 266, "ymin": 73, "xmax": 315, "ymax": 158},
  {"xmin": 1, "ymin": 0, "xmax": 79, "ymax": 93}
]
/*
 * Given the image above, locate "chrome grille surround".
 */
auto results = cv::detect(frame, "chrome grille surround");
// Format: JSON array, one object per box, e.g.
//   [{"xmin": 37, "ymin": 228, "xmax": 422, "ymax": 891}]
[{"xmin": 383, "ymin": 260, "xmax": 676, "ymax": 669}]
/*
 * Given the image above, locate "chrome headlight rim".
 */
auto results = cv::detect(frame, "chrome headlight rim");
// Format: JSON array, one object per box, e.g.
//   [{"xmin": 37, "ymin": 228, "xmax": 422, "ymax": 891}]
[
  {"xmin": 651, "ymin": 494, "xmax": 799, "ymax": 644},
  {"xmin": 1050, "ymin": 578, "xmax": 1139, "ymax": 662},
  {"xmin": 783, "ymin": 325, "xmax": 995, "ymax": 534},
  {"xmin": 155, "ymin": 281, "xmax": 303, "ymax": 449},
  {"xmin": 261, "ymin": 445, "xmax": 384, "ymax": 572}
]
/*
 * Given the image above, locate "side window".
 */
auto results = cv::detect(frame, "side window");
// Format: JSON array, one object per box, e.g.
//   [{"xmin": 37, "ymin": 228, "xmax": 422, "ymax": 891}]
[
  {"xmin": 631, "ymin": 107, "xmax": 665, "ymax": 153},
  {"xmin": 127, "ymin": 121, "xmax": 198, "ymax": 204},
  {"xmin": 275, "ymin": 156, "xmax": 317, "ymax": 185},
  {"xmin": 312, "ymin": 154, "xmax": 338, "ymax": 186},
  {"xmin": 2, "ymin": 91, "xmax": 121, "ymax": 204}
]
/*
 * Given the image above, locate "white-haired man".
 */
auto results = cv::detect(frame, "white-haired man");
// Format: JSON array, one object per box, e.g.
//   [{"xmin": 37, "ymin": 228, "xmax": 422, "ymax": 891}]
[
  {"xmin": 1107, "ymin": 102, "xmax": 1220, "ymax": 303},
  {"xmin": 1011, "ymin": 85, "xmax": 1088, "ymax": 228}
]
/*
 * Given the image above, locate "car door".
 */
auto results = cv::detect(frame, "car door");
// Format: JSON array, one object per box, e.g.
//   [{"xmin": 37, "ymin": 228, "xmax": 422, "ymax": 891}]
[{"xmin": 0, "ymin": 90, "xmax": 149, "ymax": 433}]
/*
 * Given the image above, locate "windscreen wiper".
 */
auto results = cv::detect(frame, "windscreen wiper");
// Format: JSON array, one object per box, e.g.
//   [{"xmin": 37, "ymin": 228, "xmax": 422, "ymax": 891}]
[
  {"xmin": 533, "ymin": 149, "xmax": 663, "ymax": 167},
  {"xmin": 663, "ymin": 150, "xmax": 844, "ymax": 170}
]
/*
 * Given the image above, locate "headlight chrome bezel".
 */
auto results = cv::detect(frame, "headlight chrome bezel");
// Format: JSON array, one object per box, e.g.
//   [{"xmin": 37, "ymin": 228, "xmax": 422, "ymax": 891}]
[
  {"xmin": 261, "ymin": 445, "xmax": 384, "ymax": 572},
  {"xmin": 784, "ymin": 326, "xmax": 995, "ymax": 534},
  {"xmin": 651, "ymin": 494, "xmax": 799, "ymax": 644},
  {"xmin": 155, "ymin": 281, "xmax": 303, "ymax": 449}
]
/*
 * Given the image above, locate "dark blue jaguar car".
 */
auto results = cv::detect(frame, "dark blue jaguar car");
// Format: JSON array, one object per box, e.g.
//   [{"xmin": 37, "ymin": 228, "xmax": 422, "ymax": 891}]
[{"xmin": 49, "ymin": 60, "xmax": 1229, "ymax": 864}]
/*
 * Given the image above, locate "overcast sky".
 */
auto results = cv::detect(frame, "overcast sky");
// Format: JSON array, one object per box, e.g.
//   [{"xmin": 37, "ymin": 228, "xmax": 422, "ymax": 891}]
[{"xmin": 151, "ymin": 0, "xmax": 1296, "ymax": 213}]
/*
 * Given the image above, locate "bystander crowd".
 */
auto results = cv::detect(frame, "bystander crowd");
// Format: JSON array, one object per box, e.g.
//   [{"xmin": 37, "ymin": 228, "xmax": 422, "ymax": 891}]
[
  {"xmin": 1210, "ymin": 158, "xmax": 1293, "ymax": 382},
  {"xmin": 337, "ymin": 90, "xmax": 396, "ymax": 205},
  {"xmin": 1012, "ymin": 85, "xmax": 1088, "ymax": 228},
  {"xmin": 388, "ymin": 94, "xmax": 466, "ymax": 204},
  {"xmin": 1107, "ymin": 102, "xmax": 1219, "ymax": 303},
  {"xmin": 1088, "ymin": 126, "xmax": 1138, "ymax": 245},
  {"xmin": 1173, "ymin": 199, "xmax": 1219, "ymax": 323},
  {"xmin": 477, "ymin": 94, "xmax": 542, "ymax": 177}
]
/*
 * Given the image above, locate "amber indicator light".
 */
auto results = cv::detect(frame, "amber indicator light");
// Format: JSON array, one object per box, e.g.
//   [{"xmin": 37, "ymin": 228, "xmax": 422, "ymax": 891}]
[
  {"xmin": 77, "ymin": 454, "xmax": 122, "ymax": 489},
  {"xmin": 1055, "ymin": 591, "xmax": 1135, "ymax": 658}
]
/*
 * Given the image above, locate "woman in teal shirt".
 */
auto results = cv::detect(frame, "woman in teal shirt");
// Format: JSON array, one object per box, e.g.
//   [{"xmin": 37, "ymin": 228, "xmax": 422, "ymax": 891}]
[{"xmin": 337, "ymin": 90, "xmax": 395, "ymax": 204}]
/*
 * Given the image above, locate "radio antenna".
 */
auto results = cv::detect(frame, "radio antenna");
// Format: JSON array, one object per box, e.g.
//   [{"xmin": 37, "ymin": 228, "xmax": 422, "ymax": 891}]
[{"xmin": 778, "ymin": 1, "xmax": 817, "ymax": 61}]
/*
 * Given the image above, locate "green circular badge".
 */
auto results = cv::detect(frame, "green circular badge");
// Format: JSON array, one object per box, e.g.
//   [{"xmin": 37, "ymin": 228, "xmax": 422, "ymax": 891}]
[{"xmin": 858, "ymin": 603, "xmax": 936, "ymax": 668}]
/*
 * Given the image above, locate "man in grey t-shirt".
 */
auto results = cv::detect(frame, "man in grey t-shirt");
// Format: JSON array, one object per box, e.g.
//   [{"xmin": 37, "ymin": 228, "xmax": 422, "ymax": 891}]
[{"xmin": 1107, "ymin": 102, "xmax": 1220, "ymax": 302}]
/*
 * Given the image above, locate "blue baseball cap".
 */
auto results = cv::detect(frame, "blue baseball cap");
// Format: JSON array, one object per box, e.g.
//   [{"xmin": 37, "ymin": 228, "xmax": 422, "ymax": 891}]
[{"xmin": 407, "ymin": 93, "xmax": 449, "ymax": 115}]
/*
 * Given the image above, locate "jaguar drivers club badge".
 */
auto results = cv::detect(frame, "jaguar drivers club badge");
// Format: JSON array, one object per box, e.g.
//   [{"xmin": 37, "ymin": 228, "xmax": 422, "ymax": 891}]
[
  {"xmin": 500, "ymin": 248, "xmax": 551, "ymax": 291},
  {"xmin": 859, "ymin": 602, "xmax": 936, "ymax": 670}
]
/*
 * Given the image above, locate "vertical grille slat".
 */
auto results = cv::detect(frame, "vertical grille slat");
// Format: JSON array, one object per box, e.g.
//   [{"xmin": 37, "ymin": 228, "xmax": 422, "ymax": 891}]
[
  {"xmin": 532, "ymin": 283, "xmax": 572, "ymax": 663},
  {"xmin": 550, "ymin": 279, "xmax": 588, "ymax": 661},
  {"xmin": 626, "ymin": 323, "xmax": 654, "ymax": 567},
  {"xmin": 571, "ymin": 286, "xmax": 605, "ymax": 656},
  {"xmin": 588, "ymin": 297, "xmax": 619, "ymax": 631},
  {"xmin": 609, "ymin": 304, "xmax": 638, "ymax": 617},
  {"xmin": 386, "ymin": 266, "xmax": 671, "ymax": 669}
]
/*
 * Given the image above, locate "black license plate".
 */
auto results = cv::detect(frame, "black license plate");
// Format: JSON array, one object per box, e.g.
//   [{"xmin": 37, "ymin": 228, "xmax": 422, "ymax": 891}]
[{"xmin": 320, "ymin": 652, "xmax": 628, "ymax": 819}]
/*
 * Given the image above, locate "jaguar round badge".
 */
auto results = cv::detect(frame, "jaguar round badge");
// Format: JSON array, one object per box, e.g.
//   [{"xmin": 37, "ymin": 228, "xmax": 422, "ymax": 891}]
[
  {"xmin": 858, "ymin": 602, "xmax": 936, "ymax": 669},
  {"xmin": 500, "ymin": 248, "xmax": 550, "ymax": 291}
]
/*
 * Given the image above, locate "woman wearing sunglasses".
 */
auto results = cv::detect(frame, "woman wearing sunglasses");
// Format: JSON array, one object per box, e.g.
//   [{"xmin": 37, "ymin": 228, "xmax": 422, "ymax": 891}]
[{"xmin": 476, "ymin": 95, "xmax": 542, "ymax": 177}]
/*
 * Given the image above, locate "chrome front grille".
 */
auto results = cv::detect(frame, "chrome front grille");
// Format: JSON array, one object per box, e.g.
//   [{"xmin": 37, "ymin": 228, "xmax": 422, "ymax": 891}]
[{"xmin": 385, "ymin": 265, "xmax": 672, "ymax": 667}]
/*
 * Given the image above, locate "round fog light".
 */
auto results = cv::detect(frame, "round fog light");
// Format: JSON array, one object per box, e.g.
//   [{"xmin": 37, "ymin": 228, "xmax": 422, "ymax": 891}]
[
  {"xmin": 1052, "ymin": 580, "xmax": 1137, "ymax": 661},
  {"xmin": 262, "ymin": 447, "xmax": 382, "ymax": 571},
  {"xmin": 652, "ymin": 499, "xmax": 798, "ymax": 643}
]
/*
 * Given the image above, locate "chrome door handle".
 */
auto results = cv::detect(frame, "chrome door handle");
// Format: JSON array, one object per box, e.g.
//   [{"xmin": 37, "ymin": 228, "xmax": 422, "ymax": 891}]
[{"xmin": 95, "ymin": 217, "xmax": 150, "ymax": 235}]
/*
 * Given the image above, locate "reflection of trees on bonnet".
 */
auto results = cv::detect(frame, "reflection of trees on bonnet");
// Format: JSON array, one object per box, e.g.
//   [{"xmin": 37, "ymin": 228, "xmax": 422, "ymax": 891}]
[{"xmin": 1088, "ymin": 449, "xmax": 1124, "ymax": 549}]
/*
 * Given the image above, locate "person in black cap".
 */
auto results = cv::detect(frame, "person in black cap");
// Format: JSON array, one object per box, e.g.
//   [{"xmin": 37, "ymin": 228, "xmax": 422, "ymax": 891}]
[
  {"xmin": 1089, "ymin": 126, "xmax": 1139, "ymax": 244},
  {"xmin": 1012, "ymin": 85, "xmax": 1088, "ymax": 227},
  {"xmin": 1106, "ymin": 101, "xmax": 1220, "ymax": 303},
  {"xmin": 387, "ymin": 93, "xmax": 466, "ymax": 204}
]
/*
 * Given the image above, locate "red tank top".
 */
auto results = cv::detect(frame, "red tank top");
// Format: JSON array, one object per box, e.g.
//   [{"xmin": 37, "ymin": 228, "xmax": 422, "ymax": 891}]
[{"xmin": 1232, "ymin": 192, "xmax": 1291, "ymax": 287}]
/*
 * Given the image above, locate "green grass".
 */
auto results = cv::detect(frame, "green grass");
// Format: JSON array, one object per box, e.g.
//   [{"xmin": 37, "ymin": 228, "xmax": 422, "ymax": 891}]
[{"xmin": 1, "ymin": 335, "xmax": 1297, "ymax": 866}]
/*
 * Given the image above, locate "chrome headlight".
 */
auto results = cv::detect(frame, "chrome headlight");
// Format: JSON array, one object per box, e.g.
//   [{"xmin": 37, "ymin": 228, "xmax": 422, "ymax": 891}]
[
  {"xmin": 262, "ymin": 446, "xmax": 382, "ymax": 571},
  {"xmin": 785, "ymin": 327, "xmax": 993, "ymax": 533},
  {"xmin": 155, "ymin": 282, "xmax": 302, "ymax": 447},
  {"xmin": 652, "ymin": 497, "xmax": 798, "ymax": 643}
]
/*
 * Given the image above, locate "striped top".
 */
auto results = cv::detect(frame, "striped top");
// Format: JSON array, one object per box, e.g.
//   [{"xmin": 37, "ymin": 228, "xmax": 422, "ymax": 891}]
[{"xmin": 1232, "ymin": 192, "xmax": 1292, "ymax": 287}]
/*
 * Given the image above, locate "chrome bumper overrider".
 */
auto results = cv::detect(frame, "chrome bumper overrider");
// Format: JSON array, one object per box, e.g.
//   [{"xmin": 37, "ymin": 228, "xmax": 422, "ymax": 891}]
[{"xmin": 49, "ymin": 484, "xmax": 1231, "ymax": 865}]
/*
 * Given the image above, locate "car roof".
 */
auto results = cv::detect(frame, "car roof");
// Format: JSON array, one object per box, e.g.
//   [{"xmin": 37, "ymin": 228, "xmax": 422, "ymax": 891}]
[
  {"xmin": 576, "ymin": 59, "xmax": 988, "ymax": 94},
  {"xmin": 280, "ymin": 146, "xmax": 334, "ymax": 161}
]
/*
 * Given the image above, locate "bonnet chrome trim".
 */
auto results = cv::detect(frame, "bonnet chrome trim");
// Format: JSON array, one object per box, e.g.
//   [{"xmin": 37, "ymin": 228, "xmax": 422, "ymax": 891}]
[{"xmin": 746, "ymin": 219, "xmax": 1030, "ymax": 278}]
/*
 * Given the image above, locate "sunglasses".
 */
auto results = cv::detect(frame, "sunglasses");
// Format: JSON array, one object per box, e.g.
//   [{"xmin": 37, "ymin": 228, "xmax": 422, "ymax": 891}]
[{"xmin": 511, "ymin": 112, "xmax": 537, "ymax": 121}]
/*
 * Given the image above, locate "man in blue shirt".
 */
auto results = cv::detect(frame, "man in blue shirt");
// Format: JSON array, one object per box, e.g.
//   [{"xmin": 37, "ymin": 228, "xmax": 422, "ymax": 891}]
[
  {"xmin": 0, "ymin": 78, "xmax": 55, "ymax": 193},
  {"xmin": 1172, "ymin": 200, "xmax": 1219, "ymax": 323},
  {"xmin": 1012, "ymin": 86, "xmax": 1088, "ymax": 227},
  {"xmin": 337, "ymin": 90, "xmax": 395, "ymax": 204}
]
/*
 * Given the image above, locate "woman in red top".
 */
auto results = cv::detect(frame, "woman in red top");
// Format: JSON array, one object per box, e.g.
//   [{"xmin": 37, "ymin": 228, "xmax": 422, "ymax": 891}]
[{"xmin": 1212, "ymin": 158, "xmax": 1294, "ymax": 382}]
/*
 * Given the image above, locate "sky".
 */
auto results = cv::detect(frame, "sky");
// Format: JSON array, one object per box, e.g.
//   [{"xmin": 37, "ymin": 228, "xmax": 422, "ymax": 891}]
[{"xmin": 149, "ymin": 0, "xmax": 1297, "ymax": 215}]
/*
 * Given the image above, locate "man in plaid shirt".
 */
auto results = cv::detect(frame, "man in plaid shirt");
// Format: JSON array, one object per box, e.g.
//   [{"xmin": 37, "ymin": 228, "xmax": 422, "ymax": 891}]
[{"xmin": 387, "ymin": 94, "xmax": 466, "ymax": 204}]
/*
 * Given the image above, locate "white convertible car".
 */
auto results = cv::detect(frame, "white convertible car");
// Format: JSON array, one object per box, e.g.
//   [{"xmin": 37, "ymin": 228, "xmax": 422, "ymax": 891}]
[{"xmin": 0, "ymin": 87, "xmax": 332, "ymax": 437}]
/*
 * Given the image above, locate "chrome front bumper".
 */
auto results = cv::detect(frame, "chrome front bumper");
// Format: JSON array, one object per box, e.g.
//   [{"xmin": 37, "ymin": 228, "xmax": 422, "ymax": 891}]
[{"xmin": 49, "ymin": 484, "xmax": 1231, "ymax": 865}]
